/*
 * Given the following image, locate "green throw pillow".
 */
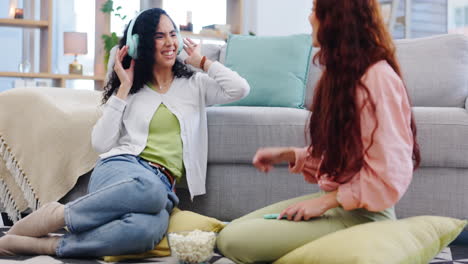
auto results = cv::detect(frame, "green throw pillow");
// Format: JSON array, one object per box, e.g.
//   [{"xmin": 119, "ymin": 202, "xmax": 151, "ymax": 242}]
[
  {"xmin": 274, "ymin": 216, "xmax": 466, "ymax": 264},
  {"xmin": 223, "ymin": 34, "xmax": 312, "ymax": 108}
]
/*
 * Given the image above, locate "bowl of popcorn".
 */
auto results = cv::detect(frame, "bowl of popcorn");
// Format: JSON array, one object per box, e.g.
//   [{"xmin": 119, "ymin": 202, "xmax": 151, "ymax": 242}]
[{"xmin": 168, "ymin": 229, "xmax": 217, "ymax": 264}]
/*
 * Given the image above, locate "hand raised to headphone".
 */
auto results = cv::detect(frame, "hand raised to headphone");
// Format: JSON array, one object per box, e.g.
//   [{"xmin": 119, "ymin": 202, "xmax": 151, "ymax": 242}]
[
  {"xmin": 114, "ymin": 45, "xmax": 135, "ymax": 99},
  {"xmin": 183, "ymin": 38, "xmax": 204, "ymax": 69}
]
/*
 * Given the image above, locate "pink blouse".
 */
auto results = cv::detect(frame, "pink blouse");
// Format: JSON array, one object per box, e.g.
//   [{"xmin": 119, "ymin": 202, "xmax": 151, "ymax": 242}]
[{"xmin": 290, "ymin": 60, "xmax": 414, "ymax": 212}]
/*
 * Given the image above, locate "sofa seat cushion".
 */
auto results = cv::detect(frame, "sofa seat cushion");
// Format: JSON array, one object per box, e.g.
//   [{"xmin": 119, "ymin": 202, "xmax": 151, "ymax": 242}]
[
  {"xmin": 414, "ymin": 107, "xmax": 468, "ymax": 168},
  {"xmin": 207, "ymin": 106, "xmax": 309, "ymax": 163},
  {"xmin": 208, "ymin": 104, "xmax": 468, "ymax": 168},
  {"xmin": 207, "ymin": 106, "xmax": 468, "ymax": 168}
]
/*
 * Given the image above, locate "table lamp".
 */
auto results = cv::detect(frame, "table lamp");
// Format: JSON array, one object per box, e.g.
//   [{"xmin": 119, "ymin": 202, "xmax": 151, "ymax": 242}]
[
  {"xmin": 9, "ymin": 0, "xmax": 18, "ymax": 18},
  {"xmin": 64, "ymin": 32, "xmax": 87, "ymax": 75}
]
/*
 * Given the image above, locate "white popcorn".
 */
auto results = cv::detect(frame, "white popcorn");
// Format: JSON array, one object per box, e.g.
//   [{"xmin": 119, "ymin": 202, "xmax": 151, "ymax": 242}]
[{"xmin": 168, "ymin": 230, "xmax": 217, "ymax": 263}]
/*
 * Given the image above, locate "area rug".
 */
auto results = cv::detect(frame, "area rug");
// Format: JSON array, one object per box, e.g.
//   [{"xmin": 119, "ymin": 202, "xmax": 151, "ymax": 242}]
[{"xmin": 0, "ymin": 226, "xmax": 465, "ymax": 263}]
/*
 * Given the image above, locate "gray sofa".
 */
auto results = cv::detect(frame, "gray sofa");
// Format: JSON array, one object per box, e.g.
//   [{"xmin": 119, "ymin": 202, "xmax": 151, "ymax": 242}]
[{"xmin": 63, "ymin": 34, "xmax": 468, "ymax": 224}]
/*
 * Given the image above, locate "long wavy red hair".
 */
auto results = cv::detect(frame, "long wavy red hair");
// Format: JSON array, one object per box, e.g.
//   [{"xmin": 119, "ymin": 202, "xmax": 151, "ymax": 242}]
[{"xmin": 309, "ymin": 0, "xmax": 421, "ymax": 179}]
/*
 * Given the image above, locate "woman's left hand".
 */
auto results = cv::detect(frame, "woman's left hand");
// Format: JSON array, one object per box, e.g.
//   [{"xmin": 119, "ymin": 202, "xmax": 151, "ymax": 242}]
[
  {"xmin": 278, "ymin": 191, "xmax": 340, "ymax": 221},
  {"xmin": 183, "ymin": 38, "xmax": 203, "ymax": 68}
]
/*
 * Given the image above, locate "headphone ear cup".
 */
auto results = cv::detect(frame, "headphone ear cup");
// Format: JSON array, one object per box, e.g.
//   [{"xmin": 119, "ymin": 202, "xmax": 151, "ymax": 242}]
[
  {"xmin": 177, "ymin": 33, "xmax": 184, "ymax": 55},
  {"xmin": 128, "ymin": 34, "xmax": 139, "ymax": 59}
]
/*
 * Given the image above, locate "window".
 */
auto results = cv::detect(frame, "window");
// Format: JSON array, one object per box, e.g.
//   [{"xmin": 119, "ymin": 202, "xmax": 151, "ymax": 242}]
[
  {"xmin": 110, "ymin": 0, "xmax": 140, "ymax": 37},
  {"xmin": 71, "ymin": 0, "xmax": 95, "ymax": 76},
  {"xmin": 448, "ymin": 0, "xmax": 468, "ymax": 35},
  {"xmin": 59, "ymin": 0, "xmax": 139, "ymax": 90},
  {"xmin": 54, "ymin": 0, "xmax": 96, "ymax": 89}
]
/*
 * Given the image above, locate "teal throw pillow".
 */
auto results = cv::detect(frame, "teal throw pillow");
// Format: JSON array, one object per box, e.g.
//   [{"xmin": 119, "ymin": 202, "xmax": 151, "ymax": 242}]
[{"xmin": 223, "ymin": 34, "xmax": 312, "ymax": 108}]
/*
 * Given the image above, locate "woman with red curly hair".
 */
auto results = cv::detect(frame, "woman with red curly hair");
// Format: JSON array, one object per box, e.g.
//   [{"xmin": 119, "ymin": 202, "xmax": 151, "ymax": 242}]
[{"xmin": 217, "ymin": 0, "xmax": 421, "ymax": 262}]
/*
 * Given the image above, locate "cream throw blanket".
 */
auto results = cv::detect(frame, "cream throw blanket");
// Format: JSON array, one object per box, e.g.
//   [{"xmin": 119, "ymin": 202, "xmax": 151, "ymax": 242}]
[{"xmin": 0, "ymin": 87, "xmax": 102, "ymax": 221}]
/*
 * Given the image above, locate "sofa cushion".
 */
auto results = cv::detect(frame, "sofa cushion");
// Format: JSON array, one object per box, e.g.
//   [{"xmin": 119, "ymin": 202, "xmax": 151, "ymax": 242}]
[
  {"xmin": 304, "ymin": 49, "xmax": 321, "ymax": 109},
  {"xmin": 178, "ymin": 44, "xmax": 221, "ymax": 72},
  {"xmin": 303, "ymin": 35, "xmax": 468, "ymax": 109},
  {"xmin": 201, "ymin": 44, "xmax": 222, "ymax": 61},
  {"xmin": 223, "ymin": 34, "xmax": 312, "ymax": 108},
  {"xmin": 274, "ymin": 216, "xmax": 466, "ymax": 264},
  {"xmin": 219, "ymin": 44, "xmax": 227, "ymax": 64},
  {"xmin": 218, "ymin": 44, "xmax": 319, "ymax": 110},
  {"xmin": 395, "ymin": 34, "xmax": 468, "ymax": 108},
  {"xmin": 219, "ymin": 42, "xmax": 318, "ymax": 110},
  {"xmin": 207, "ymin": 106, "xmax": 309, "ymax": 163},
  {"xmin": 414, "ymin": 107, "xmax": 468, "ymax": 168}
]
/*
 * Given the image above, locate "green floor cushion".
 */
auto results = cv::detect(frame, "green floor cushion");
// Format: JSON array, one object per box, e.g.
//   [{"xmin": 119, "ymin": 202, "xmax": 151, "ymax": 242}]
[{"xmin": 274, "ymin": 215, "xmax": 466, "ymax": 264}]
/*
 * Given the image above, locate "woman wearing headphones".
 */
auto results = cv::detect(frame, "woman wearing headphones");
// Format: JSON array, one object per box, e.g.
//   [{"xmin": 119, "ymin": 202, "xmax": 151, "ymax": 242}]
[{"xmin": 0, "ymin": 8, "xmax": 249, "ymax": 257}]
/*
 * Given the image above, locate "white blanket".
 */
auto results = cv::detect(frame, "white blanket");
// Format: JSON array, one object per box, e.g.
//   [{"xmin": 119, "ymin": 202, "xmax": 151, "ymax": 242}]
[{"xmin": 0, "ymin": 87, "xmax": 102, "ymax": 221}]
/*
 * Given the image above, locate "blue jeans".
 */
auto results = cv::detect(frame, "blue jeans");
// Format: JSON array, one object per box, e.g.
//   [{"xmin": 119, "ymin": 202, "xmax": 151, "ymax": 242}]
[{"xmin": 56, "ymin": 154, "xmax": 179, "ymax": 257}]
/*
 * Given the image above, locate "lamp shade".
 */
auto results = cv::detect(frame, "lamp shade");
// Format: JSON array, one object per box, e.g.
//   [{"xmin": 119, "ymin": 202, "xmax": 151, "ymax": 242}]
[
  {"xmin": 9, "ymin": 0, "xmax": 18, "ymax": 18},
  {"xmin": 63, "ymin": 32, "xmax": 88, "ymax": 55}
]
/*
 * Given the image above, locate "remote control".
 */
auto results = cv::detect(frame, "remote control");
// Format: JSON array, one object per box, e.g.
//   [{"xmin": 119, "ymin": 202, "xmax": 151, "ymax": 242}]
[{"xmin": 263, "ymin": 213, "xmax": 288, "ymax": 220}]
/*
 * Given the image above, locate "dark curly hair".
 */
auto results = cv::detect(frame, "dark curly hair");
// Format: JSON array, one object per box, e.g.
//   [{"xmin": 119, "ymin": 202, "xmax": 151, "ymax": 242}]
[{"xmin": 102, "ymin": 8, "xmax": 194, "ymax": 104}]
